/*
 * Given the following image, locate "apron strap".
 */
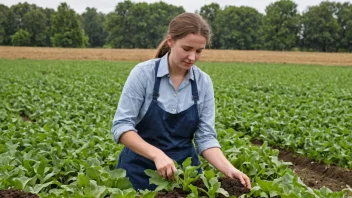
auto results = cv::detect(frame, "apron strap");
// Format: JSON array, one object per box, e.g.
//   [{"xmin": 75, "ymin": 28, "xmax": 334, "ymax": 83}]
[
  {"xmin": 153, "ymin": 60, "xmax": 161, "ymax": 100},
  {"xmin": 191, "ymin": 69, "xmax": 199, "ymax": 104}
]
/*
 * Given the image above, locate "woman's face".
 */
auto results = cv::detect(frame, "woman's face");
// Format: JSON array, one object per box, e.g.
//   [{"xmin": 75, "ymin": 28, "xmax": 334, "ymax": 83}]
[{"xmin": 167, "ymin": 33, "xmax": 206, "ymax": 71}]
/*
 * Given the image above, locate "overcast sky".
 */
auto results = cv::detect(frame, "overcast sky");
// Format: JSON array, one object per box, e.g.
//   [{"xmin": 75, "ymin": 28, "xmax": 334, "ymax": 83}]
[{"xmin": 0, "ymin": 0, "xmax": 349, "ymax": 14}]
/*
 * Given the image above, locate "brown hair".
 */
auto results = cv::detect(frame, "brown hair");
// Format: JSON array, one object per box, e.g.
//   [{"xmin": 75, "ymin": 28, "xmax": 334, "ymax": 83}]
[{"xmin": 154, "ymin": 13, "xmax": 212, "ymax": 58}]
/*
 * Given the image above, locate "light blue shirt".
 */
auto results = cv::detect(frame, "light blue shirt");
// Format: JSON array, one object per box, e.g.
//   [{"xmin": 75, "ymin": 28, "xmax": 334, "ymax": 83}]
[{"xmin": 111, "ymin": 53, "xmax": 220, "ymax": 155}]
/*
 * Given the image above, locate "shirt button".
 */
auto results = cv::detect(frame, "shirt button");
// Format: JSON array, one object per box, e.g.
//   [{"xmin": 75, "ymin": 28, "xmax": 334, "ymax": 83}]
[{"xmin": 174, "ymin": 93, "xmax": 177, "ymax": 97}]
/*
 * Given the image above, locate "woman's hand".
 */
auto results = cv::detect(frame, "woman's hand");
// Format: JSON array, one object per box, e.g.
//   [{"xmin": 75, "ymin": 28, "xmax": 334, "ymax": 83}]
[
  {"xmin": 201, "ymin": 147, "xmax": 251, "ymax": 189},
  {"xmin": 119, "ymin": 132, "xmax": 177, "ymax": 181},
  {"xmin": 152, "ymin": 150, "xmax": 177, "ymax": 181},
  {"xmin": 224, "ymin": 166, "xmax": 251, "ymax": 189}
]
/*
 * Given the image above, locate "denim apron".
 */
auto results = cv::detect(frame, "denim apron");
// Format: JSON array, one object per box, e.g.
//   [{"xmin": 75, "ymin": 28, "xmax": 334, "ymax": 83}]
[{"xmin": 116, "ymin": 59, "xmax": 201, "ymax": 190}]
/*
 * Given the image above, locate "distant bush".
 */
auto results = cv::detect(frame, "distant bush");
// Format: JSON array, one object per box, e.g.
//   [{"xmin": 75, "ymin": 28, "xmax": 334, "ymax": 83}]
[{"xmin": 12, "ymin": 29, "xmax": 31, "ymax": 46}]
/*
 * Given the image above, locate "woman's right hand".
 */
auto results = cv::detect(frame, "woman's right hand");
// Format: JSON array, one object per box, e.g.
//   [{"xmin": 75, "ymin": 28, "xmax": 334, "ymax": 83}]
[{"xmin": 153, "ymin": 150, "xmax": 177, "ymax": 181}]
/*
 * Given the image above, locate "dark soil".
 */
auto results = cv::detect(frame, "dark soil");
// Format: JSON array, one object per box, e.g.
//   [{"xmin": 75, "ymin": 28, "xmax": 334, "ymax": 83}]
[
  {"xmin": 155, "ymin": 188, "xmax": 189, "ymax": 198},
  {"xmin": 155, "ymin": 177, "xmax": 250, "ymax": 198},
  {"xmin": 20, "ymin": 111, "xmax": 30, "ymax": 122},
  {"xmin": 0, "ymin": 189, "xmax": 39, "ymax": 198},
  {"xmin": 252, "ymin": 139, "xmax": 352, "ymax": 191},
  {"xmin": 218, "ymin": 177, "xmax": 250, "ymax": 198}
]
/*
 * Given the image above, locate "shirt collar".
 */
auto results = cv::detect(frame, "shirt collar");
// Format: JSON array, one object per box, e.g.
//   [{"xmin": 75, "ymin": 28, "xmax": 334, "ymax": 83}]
[{"xmin": 157, "ymin": 52, "xmax": 194, "ymax": 81}]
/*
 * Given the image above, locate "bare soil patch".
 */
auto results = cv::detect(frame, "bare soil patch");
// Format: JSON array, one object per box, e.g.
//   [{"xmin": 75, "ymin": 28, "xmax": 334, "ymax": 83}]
[
  {"xmin": 0, "ymin": 189, "xmax": 39, "ymax": 198},
  {"xmin": 252, "ymin": 139, "xmax": 352, "ymax": 191},
  {"xmin": 155, "ymin": 177, "xmax": 250, "ymax": 198},
  {"xmin": 20, "ymin": 111, "xmax": 30, "ymax": 122},
  {"xmin": 1, "ymin": 46, "xmax": 352, "ymax": 66}
]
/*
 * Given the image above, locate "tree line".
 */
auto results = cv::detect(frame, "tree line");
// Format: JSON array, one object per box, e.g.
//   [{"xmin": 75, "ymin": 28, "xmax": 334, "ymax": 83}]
[{"xmin": 0, "ymin": 0, "xmax": 351, "ymax": 52}]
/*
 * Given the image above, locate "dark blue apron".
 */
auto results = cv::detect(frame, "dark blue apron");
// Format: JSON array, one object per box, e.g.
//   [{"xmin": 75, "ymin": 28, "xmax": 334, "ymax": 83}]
[{"xmin": 116, "ymin": 59, "xmax": 201, "ymax": 190}]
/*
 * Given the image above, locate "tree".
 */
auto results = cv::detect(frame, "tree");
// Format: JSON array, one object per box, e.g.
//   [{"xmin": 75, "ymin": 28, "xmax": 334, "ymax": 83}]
[
  {"xmin": 0, "ymin": 4, "xmax": 9, "ymax": 45},
  {"xmin": 200, "ymin": 3, "xmax": 221, "ymax": 48},
  {"xmin": 1, "ymin": 2, "xmax": 37, "ymax": 45},
  {"xmin": 51, "ymin": 3, "xmax": 88, "ymax": 47},
  {"xmin": 214, "ymin": 6, "xmax": 264, "ymax": 50},
  {"xmin": 105, "ymin": 0, "xmax": 184, "ymax": 48},
  {"xmin": 10, "ymin": 2, "xmax": 37, "ymax": 30},
  {"xmin": 335, "ymin": 2, "xmax": 352, "ymax": 52},
  {"xmin": 263, "ymin": 0, "xmax": 300, "ymax": 51},
  {"xmin": 105, "ymin": 0, "xmax": 134, "ymax": 48},
  {"xmin": 144, "ymin": 1, "xmax": 184, "ymax": 48},
  {"xmin": 11, "ymin": 28, "xmax": 31, "ymax": 46},
  {"xmin": 81, "ymin": 7, "xmax": 107, "ymax": 47},
  {"xmin": 301, "ymin": 2, "xmax": 340, "ymax": 52},
  {"xmin": 43, "ymin": 8, "xmax": 55, "ymax": 46},
  {"xmin": 23, "ymin": 9, "xmax": 47, "ymax": 46}
]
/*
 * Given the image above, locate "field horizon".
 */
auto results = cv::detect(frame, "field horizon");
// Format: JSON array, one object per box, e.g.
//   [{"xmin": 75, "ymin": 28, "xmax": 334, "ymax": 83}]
[{"xmin": 1, "ymin": 46, "xmax": 352, "ymax": 66}]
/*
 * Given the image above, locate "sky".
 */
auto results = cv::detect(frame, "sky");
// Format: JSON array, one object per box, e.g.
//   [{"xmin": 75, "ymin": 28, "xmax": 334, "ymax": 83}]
[{"xmin": 0, "ymin": 0, "xmax": 349, "ymax": 14}]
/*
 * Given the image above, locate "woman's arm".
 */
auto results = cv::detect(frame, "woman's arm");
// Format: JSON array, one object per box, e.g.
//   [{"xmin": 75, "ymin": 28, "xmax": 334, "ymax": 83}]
[
  {"xmin": 120, "ymin": 131, "xmax": 177, "ymax": 181},
  {"xmin": 194, "ymin": 75, "xmax": 251, "ymax": 189},
  {"xmin": 201, "ymin": 147, "xmax": 251, "ymax": 189}
]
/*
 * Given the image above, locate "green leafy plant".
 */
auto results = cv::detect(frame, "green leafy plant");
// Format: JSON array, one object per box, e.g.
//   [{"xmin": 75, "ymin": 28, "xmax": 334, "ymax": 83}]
[
  {"xmin": 144, "ymin": 169, "xmax": 180, "ymax": 192},
  {"xmin": 198, "ymin": 172, "xmax": 229, "ymax": 198},
  {"xmin": 174, "ymin": 157, "xmax": 201, "ymax": 192},
  {"xmin": 145, "ymin": 157, "xmax": 201, "ymax": 192}
]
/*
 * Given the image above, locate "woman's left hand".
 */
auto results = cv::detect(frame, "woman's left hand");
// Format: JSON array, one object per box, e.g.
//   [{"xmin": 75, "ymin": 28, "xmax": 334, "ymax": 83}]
[
  {"xmin": 201, "ymin": 148, "xmax": 252, "ymax": 189},
  {"xmin": 224, "ymin": 166, "xmax": 251, "ymax": 189}
]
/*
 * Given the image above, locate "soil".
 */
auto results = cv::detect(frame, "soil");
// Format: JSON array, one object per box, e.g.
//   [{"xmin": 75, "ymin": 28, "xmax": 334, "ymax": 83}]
[
  {"xmin": 1, "ymin": 46, "xmax": 352, "ymax": 66},
  {"xmin": 155, "ymin": 177, "xmax": 250, "ymax": 198},
  {"xmin": 20, "ymin": 112, "xmax": 30, "ymax": 122},
  {"xmin": 218, "ymin": 177, "xmax": 251, "ymax": 198},
  {"xmin": 0, "ymin": 189, "xmax": 39, "ymax": 198},
  {"xmin": 251, "ymin": 139, "xmax": 352, "ymax": 191},
  {"xmin": 155, "ymin": 188, "xmax": 189, "ymax": 198}
]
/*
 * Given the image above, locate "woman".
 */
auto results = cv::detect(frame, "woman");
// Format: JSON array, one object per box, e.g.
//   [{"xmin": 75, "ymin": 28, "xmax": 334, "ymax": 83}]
[{"xmin": 111, "ymin": 12, "xmax": 251, "ymax": 191}]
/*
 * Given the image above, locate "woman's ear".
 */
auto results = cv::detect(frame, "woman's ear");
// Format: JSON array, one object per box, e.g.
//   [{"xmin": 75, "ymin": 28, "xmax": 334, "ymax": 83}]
[{"xmin": 167, "ymin": 35, "xmax": 173, "ymax": 48}]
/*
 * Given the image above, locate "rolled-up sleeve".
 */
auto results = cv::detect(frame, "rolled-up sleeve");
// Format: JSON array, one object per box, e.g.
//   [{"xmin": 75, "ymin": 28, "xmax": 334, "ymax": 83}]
[
  {"xmin": 194, "ymin": 76, "xmax": 221, "ymax": 155},
  {"xmin": 111, "ymin": 65, "xmax": 146, "ymax": 144}
]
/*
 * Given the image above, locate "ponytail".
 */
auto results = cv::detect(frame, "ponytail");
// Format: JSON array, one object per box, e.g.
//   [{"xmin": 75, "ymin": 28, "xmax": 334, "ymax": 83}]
[{"xmin": 154, "ymin": 39, "xmax": 170, "ymax": 58}]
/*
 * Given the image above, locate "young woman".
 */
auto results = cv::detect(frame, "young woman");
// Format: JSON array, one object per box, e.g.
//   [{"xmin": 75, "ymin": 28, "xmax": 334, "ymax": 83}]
[{"xmin": 111, "ymin": 12, "xmax": 251, "ymax": 191}]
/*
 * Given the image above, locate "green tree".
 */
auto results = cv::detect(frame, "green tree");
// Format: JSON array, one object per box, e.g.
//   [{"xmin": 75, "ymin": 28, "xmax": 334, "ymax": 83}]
[
  {"xmin": 81, "ymin": 7, "xmax": 107, "ymax": 47},
  {"xmin": 214, "ymin": 6, "xmax": 264, "ymax": 49},
  {"xmin": 142, "ymin": 1, "xmax": 184, "ymax": 48},
  {"xmin": 263, "ymin": 0, "xmax": 300, "ymax": 51},
  {"xmin": 105, "ymin": 0, "xmax": 134, "ymax": 48},
  {"xmin": 200, "ymin": 3, "xmax": 221, "ymax": 48},
  {"xmin": 43, "ymin": 8, "xmax": 55, "ymax": 46},
  {"xmin": 10, "ymin": 2, "xmax": 37, "ymax": 30},
  {"xmin": 0, "ymin": 4, "xmax": 9, "ymax": 44},
  {"xmin": 11, "ymin": 28, "xmax": 31, "ymax": 46},
  {"xmin": 1, "ymin": 3, "xmax": 37, "ymax": 45},
  {"xmin": 301, "ymin": 2, "xmax": 340, "ymax": 52},
  {"xmin": 51, "ymin": 3, "xmax": 88, "ymax": 47},
  {"xmin": 105, "ymin": 0, "xmax": 184, "ymax": 48},
  {"xmin": 335, "ymin": 2, "xmax": 352, "ymax": 52},
  {"xmin": 23, "ymin": 9, "xmax": 47, "ymax": 46}
]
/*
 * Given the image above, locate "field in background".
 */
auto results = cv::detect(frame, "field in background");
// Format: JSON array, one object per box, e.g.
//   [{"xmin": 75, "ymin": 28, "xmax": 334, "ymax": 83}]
[
  {"xmin": 1, "ymin": 59, "xmax": 352, "ymax": 197},
  {"xmin": 0, "ymin": 46, "xmax": 352, "ymax": 66}
]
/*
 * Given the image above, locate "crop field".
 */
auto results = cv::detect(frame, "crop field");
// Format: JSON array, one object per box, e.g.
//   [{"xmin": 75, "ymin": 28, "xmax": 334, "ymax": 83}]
[{"xmin": 1, "ymin": 49, "xmax": 352, "ymax": 197}]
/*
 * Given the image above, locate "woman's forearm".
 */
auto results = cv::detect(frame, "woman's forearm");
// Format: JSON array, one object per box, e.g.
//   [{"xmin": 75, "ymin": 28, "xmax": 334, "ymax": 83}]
[
  {"xmin": 201, "ymin": 147, "xmax": 233, "ymax": 174},
  {"xmin": 119, "ymin": 131, "xmax": 162, "ymax": 161},
  {"xmin": 202, "ymin": 147, "xmax": 251, "ymax": 189}
]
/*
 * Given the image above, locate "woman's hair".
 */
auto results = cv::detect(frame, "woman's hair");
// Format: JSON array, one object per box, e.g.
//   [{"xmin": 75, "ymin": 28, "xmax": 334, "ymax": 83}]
[{"xmin": 154, "ymin": 13, "xmax": 212, "ymax": 58}]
